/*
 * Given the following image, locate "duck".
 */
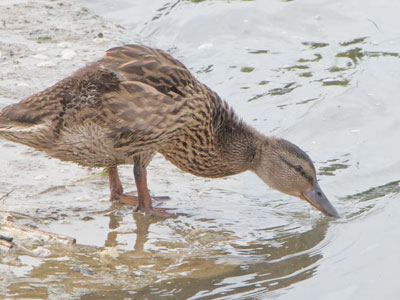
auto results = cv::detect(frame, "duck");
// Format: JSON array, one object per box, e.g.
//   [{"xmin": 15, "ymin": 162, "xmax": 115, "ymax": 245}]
[{"xmin": 0, "ymin": 44, "xmax": 339, "ymax": 218}]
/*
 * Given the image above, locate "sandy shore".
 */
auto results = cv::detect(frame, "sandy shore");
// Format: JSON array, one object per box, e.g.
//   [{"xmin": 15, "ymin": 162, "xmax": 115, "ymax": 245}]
[{"xmin": 0, "ymin": 0, "xmax": 132, "ymax": 104}]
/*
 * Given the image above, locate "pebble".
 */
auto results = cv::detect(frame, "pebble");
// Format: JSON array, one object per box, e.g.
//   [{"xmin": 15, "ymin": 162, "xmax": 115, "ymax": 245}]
[
  {"xmin": 70, "ymin": 266, "xmax": 95, "ymax": 276},
  {"xmin": 16, "ymin": 82, "xmax": 30, "ymax": 87},
  {"xmin": 32, "ymin": 54, "xmax": 49, "ymax": 60},
  {"xmin": 100, "ymin": 247, "xmax": 119, "ymax": 258},
  {"xmin": 198, "ymin": 42, "xmax": 213, "ymax": 50},
  {"xmin": 74, "ymin": 196, "xmax": 90, "ymax": 201},
  {"xmin": 57, "ymin": 42, "xmax": 72, "ymax": 48},
  {"xmin": 61, "ymin": 49, "xmax": 76, "ymax": 60},
  {"xmin": 93, "ymin": 36, "xmax": 109, "ymax": 44},
  {"xmin": 36, "ymin": 61, "xmax": 56, "ymax": 67},
  {"xmin": 32, "ymin": 246, "xmax": 51, "ymax": 257}
]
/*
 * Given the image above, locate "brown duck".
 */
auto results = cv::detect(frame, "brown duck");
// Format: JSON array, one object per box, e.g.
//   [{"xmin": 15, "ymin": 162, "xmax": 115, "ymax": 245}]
[{"xmin": 0, "ymin": 44, "xmax": 339, "ymax": 218}]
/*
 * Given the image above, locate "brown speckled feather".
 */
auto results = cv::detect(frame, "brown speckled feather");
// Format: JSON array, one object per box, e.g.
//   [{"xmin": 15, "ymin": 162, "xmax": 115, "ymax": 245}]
[{"xmin": 0, "ymin": 44, "xmax": 253, "ymax": 176}]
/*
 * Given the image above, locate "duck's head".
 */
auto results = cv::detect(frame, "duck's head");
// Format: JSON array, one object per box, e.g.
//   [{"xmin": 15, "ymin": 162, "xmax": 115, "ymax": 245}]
[{"xmin": 252, "ymin": 138, "xmax": 339, "ymax": 218}]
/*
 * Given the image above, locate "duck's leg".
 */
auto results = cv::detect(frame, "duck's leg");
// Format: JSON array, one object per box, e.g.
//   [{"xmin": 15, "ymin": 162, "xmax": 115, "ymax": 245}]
[
  {"xmin": 108, "ymin": 166, "xmax": 138, "ymax": 205},
  {"xmin": 133, "ymin": 165, "xmax": 175, "ymax": 217},
  {"xmin": 108, "ymin": 166, "xmax": 170, "ymax": 211}
]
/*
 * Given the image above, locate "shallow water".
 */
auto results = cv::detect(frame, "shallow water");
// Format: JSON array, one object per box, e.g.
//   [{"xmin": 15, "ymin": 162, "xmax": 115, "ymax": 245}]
[{"xmin": 1, "ymin": 0, "xmax": 400, "ymax": 299}]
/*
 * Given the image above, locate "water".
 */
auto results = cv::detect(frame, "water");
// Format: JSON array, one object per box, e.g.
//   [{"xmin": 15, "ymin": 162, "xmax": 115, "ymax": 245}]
[{"xmin": 1, "ymin": 0, "xmax": 400, "ymax": 299}]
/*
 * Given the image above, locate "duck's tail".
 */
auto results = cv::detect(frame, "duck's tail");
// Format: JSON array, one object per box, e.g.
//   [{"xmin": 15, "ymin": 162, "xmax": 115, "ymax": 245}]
[{"xmin": 0, "ymin": 116, "xmax": 49, "ymax": 148}]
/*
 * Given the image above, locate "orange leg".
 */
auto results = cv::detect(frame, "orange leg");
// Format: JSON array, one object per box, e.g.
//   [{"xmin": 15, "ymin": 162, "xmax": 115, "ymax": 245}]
[
  {"xmin": 108, "ymin": 166, "xmax": 138, "ymax": 205},
  {"xmin": 107, "ymin": 166, "xmax": 173, "ymax": 217},
  {"xmin": 133, "ymin": 165, "xmax": 175, "ymax": 217}
]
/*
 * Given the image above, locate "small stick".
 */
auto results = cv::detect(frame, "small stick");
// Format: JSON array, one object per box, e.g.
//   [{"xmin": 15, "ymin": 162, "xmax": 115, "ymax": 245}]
[
  {"xmin": 0, "ymin": 190, "xmax": 13, "ymax": 202},
  {"xmin": 0, "ymin": 210, "xmax": 32, "ymax": 219},
  {"xmin": 1, "ymin": 220, "xmax": 76, "ymax": 245},
  {"xmin": 0, "ymin": 234, "xmax": 13, "ymax": 242},
  {"xmin": 0, "ymin": 239, "xmax": 13, "ymax": 251}
]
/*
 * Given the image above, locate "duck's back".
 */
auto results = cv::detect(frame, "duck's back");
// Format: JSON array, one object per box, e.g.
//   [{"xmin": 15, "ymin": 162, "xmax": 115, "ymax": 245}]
[{"xmin": 101, "ymin": 44, "xmax": 203, "ymax": 98}]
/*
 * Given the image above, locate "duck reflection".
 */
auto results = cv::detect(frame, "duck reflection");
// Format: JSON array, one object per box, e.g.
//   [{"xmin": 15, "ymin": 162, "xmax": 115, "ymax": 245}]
[
  {"xmin": 7, "ymin": 208, "xmax": 331, "ymax": 299},
  {"xmin": 104, "ymin": 204, "xmax": 123, "ymax": 248},
  {"xmin": 100, "ymin": 210, "xmax": 330, "ymax": 299},
  {"xmin": 105, "ymin": 204, "xmax": 160, "ymax": 252},
  {"xmin": 129, "ymin": 218, "xmax": 330, "ymax": 299},
  {"xmin": 20, "ymin": 176, "xmax": 400, "ymax": 299}
]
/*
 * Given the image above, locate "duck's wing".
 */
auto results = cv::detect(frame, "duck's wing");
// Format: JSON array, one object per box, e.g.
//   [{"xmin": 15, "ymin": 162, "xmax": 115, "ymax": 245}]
[
  {"xmin": 101, "ymin": 44, "xmax": 203, "ymax": 99},
  {"xmin": 96, "ymin": 45, "xmax": 211, "ymax": 152},
  {"xmin": 101, "ymin": 79, "xmax": 191, "ymax": 154}
]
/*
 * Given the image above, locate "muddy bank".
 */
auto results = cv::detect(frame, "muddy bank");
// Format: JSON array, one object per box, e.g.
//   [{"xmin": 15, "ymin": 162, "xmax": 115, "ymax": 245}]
[{"xmin": 0, "ymin": 0, "xmax": 136, "ymax": 102}]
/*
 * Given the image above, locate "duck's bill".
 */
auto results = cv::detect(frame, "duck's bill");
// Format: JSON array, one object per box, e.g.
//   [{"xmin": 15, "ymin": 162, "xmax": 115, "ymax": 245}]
[{"xmin": 300, "ymin": 183, "xmax": 340, "ymax": 218}]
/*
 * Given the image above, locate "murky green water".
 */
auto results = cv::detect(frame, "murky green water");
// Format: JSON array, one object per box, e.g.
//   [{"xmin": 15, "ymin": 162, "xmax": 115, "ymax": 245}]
[{"xmin": 1, "ymin": 0, "xmax": 400, "ymax": 299}]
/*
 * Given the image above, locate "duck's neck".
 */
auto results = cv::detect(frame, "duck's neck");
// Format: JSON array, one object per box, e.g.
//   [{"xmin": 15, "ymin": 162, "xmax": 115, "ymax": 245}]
[
  {"xmin": 212, "ymin": 107, "xmax": 263, "ymax": 177},
  {"xmin": 161, "ymin": 99, "xmax": 264, "ymax": 178}
]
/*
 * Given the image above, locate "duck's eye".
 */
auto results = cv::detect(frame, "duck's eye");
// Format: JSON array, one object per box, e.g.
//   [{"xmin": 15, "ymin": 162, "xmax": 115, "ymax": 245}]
[{"xmin": 294, "ymin": 165, "xmax": 303, "ymax": 172}]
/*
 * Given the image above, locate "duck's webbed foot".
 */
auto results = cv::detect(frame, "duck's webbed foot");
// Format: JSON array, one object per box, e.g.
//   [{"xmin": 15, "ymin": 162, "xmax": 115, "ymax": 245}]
[
  {"xmin": 135, "ymin": 206, "xmax": 177, "ymax": 218},
  {"xmin": 117, "ymin": 193, "xmax": 138, "ymax": 206},
  {"xmin": 118, "ymin": 192, "xmax": 170, "ymax": 206},
  {"xmin": 125, "ymin": 191, "xmax": 170, "ymax": 201},
  {"xmin": 107, "ymin": 166, "xmax": 175, "ymax": 217},
  {"xmin": 133, "ymin": 165, "xmax": 178, "ymax": 217}
]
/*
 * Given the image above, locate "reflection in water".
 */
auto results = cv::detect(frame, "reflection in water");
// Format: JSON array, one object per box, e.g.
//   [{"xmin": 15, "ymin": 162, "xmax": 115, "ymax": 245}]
[
  {"xmin": 302, "ymin": 41, "xmax": 329, "ymax": 49},
  {"xmin": 318, "ymin": 155, "xmax": 351, "ymax": 176},
  {"xmin": 105, "ymin": 206, "xmax": 123, "ymax": 248},
  {"xmin": 132, "ymin": 213, "xmax": 160, "ymax": 252},
  {"xmin": 336, "ymin": 47, "xmax": 365, "ymax": 65},
  {"xmin": 80, "ymin": 218, "xmax": 330, "ymax": 299},
  {"xmin": 339, "ymin": 37, "xmax": 368, "ymax": 47},
  {"xmin": 268, "ymin": 82, "xmax": 300, "ymax": 97},
  {"xmin": 297, "ymin": 54, "xmax": 322, "ymax": 63},
  {"xmin": 351, "ymin": 180, "xmax": 400, "ymax": 202},
  {"xmin": 3, "ymin": 178, "xmax": 397, "ymax": 299},
  {"xmin": 342, "ymin": 180, "xmax": 400, "ymax": 218},
  {"xmin": 105, "ymin": 205, "xmax": 169, "ymax": 251}
]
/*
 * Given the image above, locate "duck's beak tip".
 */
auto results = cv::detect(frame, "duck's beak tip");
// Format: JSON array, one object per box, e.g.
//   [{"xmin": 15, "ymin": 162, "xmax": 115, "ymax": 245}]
[{"xmin": 301, "ymin": 184, "xmax": 340, "ymax": 219}]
